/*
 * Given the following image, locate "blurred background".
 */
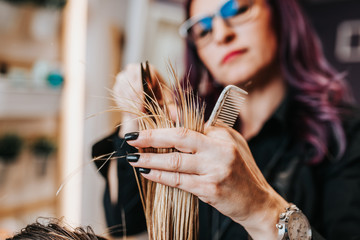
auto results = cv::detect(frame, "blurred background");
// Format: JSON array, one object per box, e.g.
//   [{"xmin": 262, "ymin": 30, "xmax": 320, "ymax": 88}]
[{"xmin": 0, "ymin": 0, "xmax": 358, "ymax": 239}]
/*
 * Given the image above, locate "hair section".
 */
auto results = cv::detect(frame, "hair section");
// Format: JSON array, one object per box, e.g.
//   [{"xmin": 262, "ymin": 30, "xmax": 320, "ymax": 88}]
[{"xmin": 119, "ymin": 62, "xmax": 204, "ymax": 239}]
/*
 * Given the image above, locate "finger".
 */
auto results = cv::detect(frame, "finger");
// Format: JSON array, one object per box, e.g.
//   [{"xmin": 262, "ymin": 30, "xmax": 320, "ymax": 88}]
[
  {"xmin": 113, "ymin": 70, "xmax": 143, "ymax": 109},
  {"xmin": 125, "ymin": 128, "xmax": 208, "ymax": 153},
  {"xmin": 127, "ymin": 152, "xmax": 203, "ymax": 174},
  {"xmin": 204, "ymin": 125, "xmax": 235, "ymax": 143},
  {"xmin": 206, "ymin": 125, "xmax": 248, "ymax": 150},
  {"xmin": 139, "ymin": 169, "xmax": 203, "ymax": 196},
  {"xmin": 167, "ymin": 102, "xmax": 178, "ymax": 122}
]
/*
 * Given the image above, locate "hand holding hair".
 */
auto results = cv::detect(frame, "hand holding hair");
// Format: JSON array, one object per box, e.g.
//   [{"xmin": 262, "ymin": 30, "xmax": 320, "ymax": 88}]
[{"xmin": 125, "ymin": 126, "xmax": 289, "ymax": 240}]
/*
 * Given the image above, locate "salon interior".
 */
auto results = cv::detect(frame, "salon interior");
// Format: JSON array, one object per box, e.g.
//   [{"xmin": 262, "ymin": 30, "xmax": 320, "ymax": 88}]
[{"xmin": 0, "ymin": 0, "xmax": 359, "ymax": 239}]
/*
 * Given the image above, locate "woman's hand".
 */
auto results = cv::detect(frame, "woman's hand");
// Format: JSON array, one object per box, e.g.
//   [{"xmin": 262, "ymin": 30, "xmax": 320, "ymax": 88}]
[
  {"xmin": 113, "ymin": 64, "xmax": 143, "ymax": 137},
  {"xmin": 125, "ymin": 126, "xmax": 289, "ymax": 240},
  {"xmin": 113, "ymin": 63, "xmax": 166, "ymax": 137}
]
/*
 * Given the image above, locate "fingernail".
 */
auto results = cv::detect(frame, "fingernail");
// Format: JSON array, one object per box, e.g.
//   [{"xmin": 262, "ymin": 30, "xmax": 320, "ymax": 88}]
[
  {"xmin": 139, "ymin": 168, "xmax": 151, "ymax": 174},
  {"xmin": 126, "ymin": 154, "xmax": 140, "ymax": 162},
  {"xmin": 124, "ymin": 132, "xmax": 139, "ymax": 141}
]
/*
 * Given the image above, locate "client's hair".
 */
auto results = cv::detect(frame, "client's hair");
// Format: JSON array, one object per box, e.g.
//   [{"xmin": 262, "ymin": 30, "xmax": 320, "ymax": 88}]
[
  {"xmin": 117, "ymin": 62, "xmax": 202, "ymax": 239},
  {"xmin": 7, "ymin": 218, "xmax": 107, "ymax": 240}
]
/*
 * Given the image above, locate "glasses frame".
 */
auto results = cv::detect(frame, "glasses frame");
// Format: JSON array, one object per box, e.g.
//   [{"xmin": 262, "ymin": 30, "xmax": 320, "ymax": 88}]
[{"xmin": 179, "ymin": 0, "xmax": 255, "ymax": 45}]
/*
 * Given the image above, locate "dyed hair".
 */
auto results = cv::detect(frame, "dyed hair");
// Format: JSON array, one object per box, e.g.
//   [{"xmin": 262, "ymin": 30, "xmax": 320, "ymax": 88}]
[
  {"xmin": 7, "ymin": 219, "xmax": 107, "ymax": 240},
  {"xmin": 183, "ymin": 0, "xmax": 352, "ymax": 164}
]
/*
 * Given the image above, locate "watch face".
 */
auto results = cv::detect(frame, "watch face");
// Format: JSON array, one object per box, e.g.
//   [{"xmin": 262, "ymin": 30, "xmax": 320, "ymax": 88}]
[{"xmin": 287, "ymin": 212, "xmax": 312, "ymax": 240}]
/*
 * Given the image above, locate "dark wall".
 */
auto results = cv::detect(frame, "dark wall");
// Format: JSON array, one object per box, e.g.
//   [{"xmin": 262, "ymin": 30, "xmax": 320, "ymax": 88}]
[{"xmin": 300, "ymin": 0, "xmax": 360, "ymax": 104}]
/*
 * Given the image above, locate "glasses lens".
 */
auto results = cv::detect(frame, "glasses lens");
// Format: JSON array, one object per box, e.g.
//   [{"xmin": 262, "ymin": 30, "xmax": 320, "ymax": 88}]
[
  {"xmin": 188, "ymin": 16, "xmax": 213, "ymax": 45},
  {"xmin": 220, "ymin": 0, "xmax": 253, "ymax": 22}
]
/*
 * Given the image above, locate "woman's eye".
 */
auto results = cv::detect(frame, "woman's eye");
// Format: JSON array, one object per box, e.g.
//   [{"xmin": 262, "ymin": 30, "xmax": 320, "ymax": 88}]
[
  {"xmin": 192, "ymin": 19, "xmax": 212, "ymax": 39},
  {"xmin": 236, "ymin": 5, "xmax": 249, "ymax": 15},
  {"xmin": 198, "ymin": 29, "xmax": 211, "ymax": 38}
]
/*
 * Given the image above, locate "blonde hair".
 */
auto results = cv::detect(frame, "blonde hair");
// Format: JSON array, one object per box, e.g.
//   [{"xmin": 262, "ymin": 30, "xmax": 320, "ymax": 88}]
[{"xmin": 123, "ymin": 62, "xmax": 204, "ymax": 240}]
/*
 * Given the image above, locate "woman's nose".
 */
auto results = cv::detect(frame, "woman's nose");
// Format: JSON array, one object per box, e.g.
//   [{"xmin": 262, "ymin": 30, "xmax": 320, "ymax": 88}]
[{"xmin": 212, "ymin": 18, "xmax": 236, "ymax": 44}]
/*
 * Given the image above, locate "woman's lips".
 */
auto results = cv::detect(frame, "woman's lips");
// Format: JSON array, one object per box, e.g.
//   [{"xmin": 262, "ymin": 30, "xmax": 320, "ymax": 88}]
[{"xmin": 221, "ymin": 49, "xmax": 247, "ymax": 64}]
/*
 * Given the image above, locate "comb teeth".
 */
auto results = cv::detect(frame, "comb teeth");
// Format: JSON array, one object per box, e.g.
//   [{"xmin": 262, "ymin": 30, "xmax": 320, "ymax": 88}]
[{"xmin": 207, "ymin": 85, "xmax": 247, "ymax": 128}]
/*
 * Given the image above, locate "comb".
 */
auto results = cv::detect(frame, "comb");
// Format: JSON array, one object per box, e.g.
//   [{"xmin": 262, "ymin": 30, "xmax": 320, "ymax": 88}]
[{"xmin": 207, "ymin": 85, "xmax": 247, "ymax": 128}]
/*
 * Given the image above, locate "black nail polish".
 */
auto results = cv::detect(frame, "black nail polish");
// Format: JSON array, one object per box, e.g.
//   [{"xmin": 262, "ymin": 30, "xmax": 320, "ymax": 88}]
[
  {"xmin": 126, "ymin": 154, "xmax": 140, "ymax": 162},
  {"xmin": 124, "ymin": 132, "xmax": 139, "ymax": 141},
  {"xmin": 139, "ymin": 168, "xmax": 151, "ymax": 174}
]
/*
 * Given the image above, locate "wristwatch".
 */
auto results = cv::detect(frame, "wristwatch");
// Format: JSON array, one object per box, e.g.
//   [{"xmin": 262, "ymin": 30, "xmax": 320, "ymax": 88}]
[{"xmin": 276, "ymin": 204, "xmax": 312, "ymax": 240}]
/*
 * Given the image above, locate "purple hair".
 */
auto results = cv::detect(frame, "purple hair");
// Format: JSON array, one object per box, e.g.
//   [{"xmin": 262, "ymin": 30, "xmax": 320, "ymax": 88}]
[{"xmin": 183, "ymin": 0, "xmax": 353, "ymax": 164}]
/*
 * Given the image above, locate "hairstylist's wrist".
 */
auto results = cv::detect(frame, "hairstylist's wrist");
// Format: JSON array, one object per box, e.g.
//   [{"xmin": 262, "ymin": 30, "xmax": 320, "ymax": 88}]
[
  {"xmin": 119, "ymin": 114, "xmax": 139, "ymax": 138},
  {"xmin": 241, "ymin": 191, "xmax": 289, "ymax": 240}
]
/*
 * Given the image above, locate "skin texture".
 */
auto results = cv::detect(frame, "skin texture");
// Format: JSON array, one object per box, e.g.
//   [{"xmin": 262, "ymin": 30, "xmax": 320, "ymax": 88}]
[
  {"xmin": 126, "ymin": 127, "xmax": 288, "ymax": 239},
  {"xmin": 115, "ymin": 0, "xmax": 289, "ymax": 239},
  {"xmin": 113, "ymin": 64, "xmax": 144, "ymax": 138},
  {"xmin": 192, "ymin": 0, "xmax": 279, "ymax": 88},
  {"xmin": 114, "ymin": 64, "xmax": 170, "ymax": 137},
  {"xmin": 191, "ymin": 0, "xmax": 287, "ymax": 140}
]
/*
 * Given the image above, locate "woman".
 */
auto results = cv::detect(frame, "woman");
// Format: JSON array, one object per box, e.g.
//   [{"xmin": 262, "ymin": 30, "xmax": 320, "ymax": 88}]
[{"xmin": 93, "ymin": 0, "xmax": 360, "ymax": 239}]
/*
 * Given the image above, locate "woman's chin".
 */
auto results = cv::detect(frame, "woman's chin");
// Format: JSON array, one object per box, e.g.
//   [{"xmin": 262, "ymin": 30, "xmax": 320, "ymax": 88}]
[{"xmin": 215, "ymin": 75, "xmax": 252, "ymax": 88}]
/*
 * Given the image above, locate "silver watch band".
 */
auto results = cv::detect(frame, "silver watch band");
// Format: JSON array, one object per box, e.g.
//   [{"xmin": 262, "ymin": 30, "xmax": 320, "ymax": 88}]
[
  {"xmin": 247, "ymin": 204, "xmax": 311, "ymax": 240},
  {"xmin": 276, "ymin": 204, "xmax": 312, "ymax": 240}
]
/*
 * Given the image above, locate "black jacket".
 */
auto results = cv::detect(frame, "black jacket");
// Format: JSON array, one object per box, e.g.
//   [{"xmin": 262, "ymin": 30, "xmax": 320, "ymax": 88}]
[{"xmin": 92, "ymin": 100, "xmax": 360, "ymax": 240}]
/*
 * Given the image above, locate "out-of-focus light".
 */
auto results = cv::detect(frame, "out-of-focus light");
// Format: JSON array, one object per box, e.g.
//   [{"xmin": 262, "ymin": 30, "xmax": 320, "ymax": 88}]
[{"xmin": 58, "ymin": 0, "xmax": 87, "ymax": 226}]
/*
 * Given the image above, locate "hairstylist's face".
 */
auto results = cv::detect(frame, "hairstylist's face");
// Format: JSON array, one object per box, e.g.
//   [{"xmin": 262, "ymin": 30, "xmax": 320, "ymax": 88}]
[{"xmin": 190, "ymin": 0, "xmax": 279, "ymax": 87}]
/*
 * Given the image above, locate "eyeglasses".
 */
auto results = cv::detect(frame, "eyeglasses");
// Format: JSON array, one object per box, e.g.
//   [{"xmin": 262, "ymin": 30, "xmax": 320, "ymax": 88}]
[{"xmin": 179, "ymin": 0, "xmax": 255, "ymax": 47}]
